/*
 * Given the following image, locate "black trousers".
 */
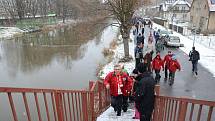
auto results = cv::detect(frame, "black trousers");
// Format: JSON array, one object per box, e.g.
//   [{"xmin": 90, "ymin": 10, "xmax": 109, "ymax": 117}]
[
  {"xmin": 122, "ymin": 96, "xmax": 129, "ymax": 112},
  {"xmin": 164, "ymin": 65, "xmax": 169, "ymax": 79},
  {"xmin": 155, "ymin": 69, "xmax": 161, "ymax": 82},
  {"xmin": 140, "ymin": 112, "xmax": 152, "ymax": 121},
  {"xmin": 111, "ymin": 95, "xmax": 123, "ymax": 114},
  {"xmin": 135, "ymin": 58, "xmax": 142, "ymax": 68}
]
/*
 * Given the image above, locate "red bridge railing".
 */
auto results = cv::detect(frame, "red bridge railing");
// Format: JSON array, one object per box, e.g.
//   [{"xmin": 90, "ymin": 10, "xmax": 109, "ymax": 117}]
[
  {"xmin": 152, "ymin": 95, "xmax": 215, "ymax": 121},
  {"xmin": 0, "ymin": 80, "xmax": 109, "ymax": 121},
  {"xmin": 0, "ymin": 81, "xmax": 215, "ymax": 121}
]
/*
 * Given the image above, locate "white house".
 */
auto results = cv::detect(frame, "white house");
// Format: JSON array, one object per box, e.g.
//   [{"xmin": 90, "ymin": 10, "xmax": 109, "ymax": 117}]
[{"xmin": 158, "ymin": 0, "xmax": 191, "ymax": 23}]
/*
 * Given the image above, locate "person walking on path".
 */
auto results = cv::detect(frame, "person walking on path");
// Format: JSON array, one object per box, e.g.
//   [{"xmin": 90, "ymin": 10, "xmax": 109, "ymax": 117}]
[
  {"xmin": 163, "ymin": 51, "xmax": 173, "ymax": 81},
  {"xmin": 152, "ymin": 51, "xmax": 164, "ymax": 83},
  {"xmin": 168, "ymin": 55, "xmax": 181, "ymax": 86},
  {"xmin": 104, "ymin": 64, "xmax": 132, "ymax": 116},
  {"xmin": 146, "ymin": 33, "xmax": 155, "ymax": 56},
  {"xmin": 135, "ymin": 43, "xmax": 143, "ymax": 68},
  {"xmin": 189, "ymin": 47, "xmax": 200, "ymax": 76},
  {"xmin": 131, "ymin": 62, "xmax": 148, "ymax": 119},
  {"xmin": 134, "ymin": 70, "xmax": 155, "ymax": 121},
  {"xmin": 137, "ymin": 33, "xmax": 144, "ymax": 45},
  {"xmin": 144, "ymin": 52, "xmax": 153, "ymax": 73}
]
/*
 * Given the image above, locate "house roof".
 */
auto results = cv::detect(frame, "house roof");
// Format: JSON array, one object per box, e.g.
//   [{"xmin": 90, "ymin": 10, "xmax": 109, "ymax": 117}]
[
  {"xmin": 172, "ymin": 0, "xmax": 191, "ymax": 7},
  {"xmin": 159, "ymin": 1, "xmax": 173, "ymax": 11},
  {"xmin": 208, "ymin": 0, "xmax": 215, "ymax": 11}
]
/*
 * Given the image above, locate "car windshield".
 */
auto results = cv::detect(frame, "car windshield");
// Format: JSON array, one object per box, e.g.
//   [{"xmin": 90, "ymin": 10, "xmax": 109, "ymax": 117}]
[{"xmin": 169, "ymin": 36, "xmax": 180, "ymax": 42}]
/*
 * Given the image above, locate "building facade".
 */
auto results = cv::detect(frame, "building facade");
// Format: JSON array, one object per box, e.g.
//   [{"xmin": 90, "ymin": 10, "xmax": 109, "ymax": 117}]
[
  {"xmin": 158, "ymin": 0, "xmax": 191, "ymax": 23},
  {"xmin": 190, "ymin": 0, "xmax": 215, "ymax": 34}
]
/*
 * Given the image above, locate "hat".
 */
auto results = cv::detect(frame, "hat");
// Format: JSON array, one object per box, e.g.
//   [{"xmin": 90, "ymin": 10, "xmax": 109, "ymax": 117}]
[
  {"xmin": 172, "ymin": 54, "xmax": 177, "ymax": 60},
  {"xmin": 137, "ymin": 63, "xmax": 147, "ymax": 73}
]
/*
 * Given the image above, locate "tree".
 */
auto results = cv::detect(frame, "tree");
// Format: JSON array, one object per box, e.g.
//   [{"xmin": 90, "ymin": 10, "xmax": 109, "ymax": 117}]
[
  {"xmin": 106, "ymin": 0, "xmax": 151, "ymax": 61},
  {"xmin": 15, "ymin": 0, "xmax": 25, "ymax": 19}
]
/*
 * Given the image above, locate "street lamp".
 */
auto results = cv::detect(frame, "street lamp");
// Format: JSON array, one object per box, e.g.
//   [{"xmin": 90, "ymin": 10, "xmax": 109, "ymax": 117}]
[{"xmin": 192, "ymin": 25, "xmax": 196, "ymax": 47}]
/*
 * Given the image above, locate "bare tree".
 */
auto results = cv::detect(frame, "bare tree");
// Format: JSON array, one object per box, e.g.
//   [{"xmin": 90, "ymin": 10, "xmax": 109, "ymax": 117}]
[
  {"xmin": 0, "ymin": 0, "xmax": 17, "ymax": 19},
  {"xmin": 15, "ymin": 0, "xmax": 25, "ymax": 19},
  {"xmin": 106, "ymin": 0, "xmax": 151, "ymax": 61},
  {"xmin": 25, "ymin": 0, "xmax": 39, "ymax": 18}
]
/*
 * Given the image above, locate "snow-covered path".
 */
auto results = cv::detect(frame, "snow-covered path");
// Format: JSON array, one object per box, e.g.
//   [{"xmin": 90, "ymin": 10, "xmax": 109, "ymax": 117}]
[{"xmin": 97, "ymin": 105, "xmax": 139, "ymax": 121}]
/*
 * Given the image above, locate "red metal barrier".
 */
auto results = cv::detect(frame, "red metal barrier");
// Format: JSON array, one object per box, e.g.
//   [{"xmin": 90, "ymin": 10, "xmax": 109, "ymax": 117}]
[
  {"xmin": 2, "ymin": 81, "xmax": 214, "ymax": 121},
  {"xmin": 152, "ymin": 95, "xmax": 215, "ymax": 121},
  {"xmin": 0, "ymin": 81, "xmax": 110, "ymax": 121}
]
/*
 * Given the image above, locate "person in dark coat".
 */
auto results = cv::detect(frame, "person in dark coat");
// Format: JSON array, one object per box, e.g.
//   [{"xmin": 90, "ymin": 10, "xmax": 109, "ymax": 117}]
[
  {"xmin": 135, "ymin": 43, "xmax": 143, "ymax": 68},
  {"xmin": 137, "ymin": 33, "xmax": 144, "ymax": 45},
  {"xmin": 135, "ymin": 69, "xmax": 155, "ymax": 121},
  {"xmin": 189, "ymin": 47, "xmax": 200, "ymax": 76}
]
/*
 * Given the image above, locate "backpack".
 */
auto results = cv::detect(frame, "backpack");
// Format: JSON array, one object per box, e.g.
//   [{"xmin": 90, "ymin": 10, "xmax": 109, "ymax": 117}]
[{"xmin": 190, "ymin": 50, "xmax": 200, "ymax": 61}]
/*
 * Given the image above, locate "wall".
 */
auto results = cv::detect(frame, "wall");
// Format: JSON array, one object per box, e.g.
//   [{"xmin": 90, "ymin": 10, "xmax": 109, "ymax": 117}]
[
  {"xmin": 208, "ymin": 12, "xmax": 215, "ymax": 34},
  {"xmin": 190, "ymin": 0, "xmax": 209, "ymax": 32}
]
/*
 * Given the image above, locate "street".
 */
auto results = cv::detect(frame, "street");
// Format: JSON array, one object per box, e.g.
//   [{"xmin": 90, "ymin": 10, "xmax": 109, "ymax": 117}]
[
  {"xmin": 142, "ymin": 25, "xmax": 215, "ymax": 101},
  {"xmin": 159, "ymin": 47, "xmax": 215, "ymax": 101}
]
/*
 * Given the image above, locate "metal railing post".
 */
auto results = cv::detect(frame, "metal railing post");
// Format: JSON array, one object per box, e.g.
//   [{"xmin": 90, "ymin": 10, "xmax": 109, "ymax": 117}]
[
  {"xmin": 82, "ymin": 92, "xmax": 88, "ymax": 121},
  {"xmin": 155, "ymin": 85, "xmax": 160, "ymax": 95},
  {"xmin": 90, "ymin": 91, "xmax": 95, "ymax": 121},
  {"xmin": 54, "ymin": 92, "xmax": 64, "ymax": 121},
  {"xmin": 98, "ymin": 82, "xmax": 102, "ymax": 110},
  {"xmin": 177, "ymin": 100, "xmax": 188, "ymax": 121}
]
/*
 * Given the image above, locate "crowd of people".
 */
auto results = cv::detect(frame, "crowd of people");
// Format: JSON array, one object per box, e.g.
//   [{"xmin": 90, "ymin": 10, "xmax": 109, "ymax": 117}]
[{"xmin": 103, "ymin": 20, "xmax": 200, "ymax": 121}]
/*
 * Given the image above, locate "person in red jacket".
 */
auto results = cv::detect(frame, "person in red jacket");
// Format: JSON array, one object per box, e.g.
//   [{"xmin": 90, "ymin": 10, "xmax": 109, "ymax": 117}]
[
  {"xmin": 152, "ymin": 51, "xmax": 164, "ymax": 83},
  {"xmin": 104, "ymin": 64, "xmax": 132, "ymax": 116},
  {"xmin": 168, "ymin": 54, "xmax": 181, "ymax": 86},
  {"xmin": 121, "ymin": 73, "xmax": 133, "ymax": 112},
  {"xmin": 163, "ymin": 51, "xmax": 173, "ymax": 81}
]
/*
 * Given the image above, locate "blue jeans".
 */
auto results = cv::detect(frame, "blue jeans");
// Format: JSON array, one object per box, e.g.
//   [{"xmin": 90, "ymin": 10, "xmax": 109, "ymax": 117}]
[{"xmin": 192, "ymin": 61, "xmax": 198, "ymax": 73}]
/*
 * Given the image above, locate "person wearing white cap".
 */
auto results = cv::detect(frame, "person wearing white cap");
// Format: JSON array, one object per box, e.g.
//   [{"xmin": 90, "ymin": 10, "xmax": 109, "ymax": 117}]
[{"xmin": 168, "ymin": 54, "xmax": 181, "ymax": 86}]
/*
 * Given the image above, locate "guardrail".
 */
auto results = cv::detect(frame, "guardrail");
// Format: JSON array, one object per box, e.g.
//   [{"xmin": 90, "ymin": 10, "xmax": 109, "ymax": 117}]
[
  {"xmin": 1, "ymin": 82, "xmax": 214, "ymax": 121},
  {"xmin": 0, "ymin": 80, "xmax": 110, "ymax": 121},
  {"xmin": 152, "ymin": 95, "xmax": 215, "ymax": 121}
]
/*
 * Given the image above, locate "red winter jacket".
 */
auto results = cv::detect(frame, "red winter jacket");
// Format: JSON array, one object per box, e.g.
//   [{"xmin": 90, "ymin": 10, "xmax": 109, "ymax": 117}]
[
  {"xmin": 121, "ymin": 76, "xmax": 133, "ymax": 96},
  {"xmin": 104, "ymin": 71, "xmax": 132, "ymax": 96},
  {"xmin": 169, "ymin": 60, "xmax": 181, "ymax": 72},
  {"xmin": 152, "ymin": 55, "xmax": 164, "ymax": 70},
  {"xmin": 164, "ymin": 54, "xmax": 172, "ymax": 68}
]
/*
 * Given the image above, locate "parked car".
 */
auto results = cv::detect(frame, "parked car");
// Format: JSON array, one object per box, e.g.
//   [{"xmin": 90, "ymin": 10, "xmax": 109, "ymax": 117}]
[
  {"xmin": 159, "ymin": 29, "xmax": 173, "ymax": 38},
  {"xmin": 164, "ymin": 35, "xmax": 184, "ymax": 47}
]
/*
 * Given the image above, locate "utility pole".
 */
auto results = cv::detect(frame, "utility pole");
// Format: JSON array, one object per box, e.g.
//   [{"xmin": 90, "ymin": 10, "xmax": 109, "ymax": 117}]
[{"xmin": 192, "ymin": 25, "xmax": 196, "ymax": 47}]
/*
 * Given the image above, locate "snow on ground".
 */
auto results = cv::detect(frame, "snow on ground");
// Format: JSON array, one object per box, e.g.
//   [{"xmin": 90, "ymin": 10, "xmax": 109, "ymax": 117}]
[
  {"xmin": 99, "ymin": 33, "xmax": 136, "ymax": 79},
  {"xmin": 187, "ymin": 35, "xmax": 215, "ymax": 50},
  {"xmin": 97, "ymin": 107, "xmax": 139, "ymax": 121},
  {"xmin": 153, "ymin": 23, "xmax": 215, "ymax": 77},
  {"xmin": 0, "ymin": 27, "xmax": 24, "ymax": 39}
]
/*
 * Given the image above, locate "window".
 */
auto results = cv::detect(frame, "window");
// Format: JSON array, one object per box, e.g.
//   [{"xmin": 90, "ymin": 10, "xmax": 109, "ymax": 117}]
[
  {"xmin": 182, "ymin": 7, "xmax": 186, "ymax": 10},
  {"xmin": 205, "ymin": 5, "xmax": 207, "ymax": 9}
]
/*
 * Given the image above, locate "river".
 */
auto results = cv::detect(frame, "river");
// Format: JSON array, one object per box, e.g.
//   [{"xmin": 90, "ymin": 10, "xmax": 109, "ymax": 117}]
[{"xmin": 0, "ymin": 22, "xmax": 118, "ymax": 90}]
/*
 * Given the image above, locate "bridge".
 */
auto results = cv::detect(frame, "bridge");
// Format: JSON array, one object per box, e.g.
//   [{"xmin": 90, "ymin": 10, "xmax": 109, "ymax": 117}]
[{"xmin": 0, "ymin": 81, "xmax": 215, "ymax": 121}]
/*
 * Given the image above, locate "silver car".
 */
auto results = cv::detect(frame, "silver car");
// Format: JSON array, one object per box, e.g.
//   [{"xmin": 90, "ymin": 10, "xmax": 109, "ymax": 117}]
[{"xmin": 164, "ymin": 35, "xmax": 184, "ymax": 47}]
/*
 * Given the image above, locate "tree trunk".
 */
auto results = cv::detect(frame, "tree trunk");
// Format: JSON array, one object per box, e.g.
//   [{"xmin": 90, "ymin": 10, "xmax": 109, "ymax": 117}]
[{"xmin": 121, "ymin": 26, "xmax": 130, "ymax": 60}]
